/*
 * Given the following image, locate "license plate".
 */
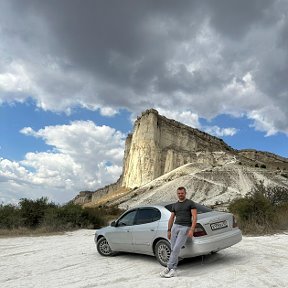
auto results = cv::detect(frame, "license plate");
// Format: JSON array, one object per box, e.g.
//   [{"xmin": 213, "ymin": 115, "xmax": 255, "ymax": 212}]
[{"xmin": 210, "ymin": 220, "xmax": 228, "ymax": 231}]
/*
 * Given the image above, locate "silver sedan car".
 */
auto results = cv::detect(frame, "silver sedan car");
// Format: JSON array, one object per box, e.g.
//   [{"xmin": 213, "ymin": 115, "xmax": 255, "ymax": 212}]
[{"xmin": 94, "ymin": 203, "xmax": 242, "ymax": 266}]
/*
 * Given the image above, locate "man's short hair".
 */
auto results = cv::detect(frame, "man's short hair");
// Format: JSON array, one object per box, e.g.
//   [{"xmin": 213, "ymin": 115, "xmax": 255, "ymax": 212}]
[{"xmin": 177, "ymin": 186, "xmax": 186, "ymax": 193}]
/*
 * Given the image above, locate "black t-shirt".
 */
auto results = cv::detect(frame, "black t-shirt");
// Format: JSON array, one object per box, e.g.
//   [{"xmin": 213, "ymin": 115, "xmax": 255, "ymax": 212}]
[{"xmin": 172, "ymin": 199, "xmax": 197, "ymax": 227}]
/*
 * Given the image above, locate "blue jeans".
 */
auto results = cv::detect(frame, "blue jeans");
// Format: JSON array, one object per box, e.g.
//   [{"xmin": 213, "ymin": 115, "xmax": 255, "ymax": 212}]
[{"xmin": 167, "ymin": 224, "xmax": 190, "ymax": 269}]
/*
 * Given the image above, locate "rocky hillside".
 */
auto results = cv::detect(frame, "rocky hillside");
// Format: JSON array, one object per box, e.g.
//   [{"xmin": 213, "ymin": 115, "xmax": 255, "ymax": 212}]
[
  {"xmin": 73, "ymin": 109, "xmax": 288, "ymax": 208},
  {"xmin": 110, "ymin": 162, "xmax": 288, "ymax": 210}
]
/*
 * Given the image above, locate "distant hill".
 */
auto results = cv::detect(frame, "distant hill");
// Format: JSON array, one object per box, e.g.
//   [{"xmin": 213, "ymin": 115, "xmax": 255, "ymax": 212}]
[{"xmin": 72, "ymin": 109, "xmax": 288, "ymax": 208}]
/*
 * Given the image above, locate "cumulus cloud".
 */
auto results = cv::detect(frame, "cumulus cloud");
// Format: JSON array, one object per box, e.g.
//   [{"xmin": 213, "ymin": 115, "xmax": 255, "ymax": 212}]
[
  {"xmin": 0, "ymin": 0, "xmax": 288, "ymax": 135},
  {"xmin": 203, "ymin": 126, "xmax": 238, "ymax": 137},
  {"xmin": 0, "ymin": 121, "xmax": 126, "ymax": 203}
]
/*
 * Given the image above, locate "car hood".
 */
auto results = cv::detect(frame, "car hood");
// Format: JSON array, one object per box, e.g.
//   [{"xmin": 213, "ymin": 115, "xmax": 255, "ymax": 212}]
[{"xmin": 95, "ymin": 225, "xmax": 114, "ymax": 235}]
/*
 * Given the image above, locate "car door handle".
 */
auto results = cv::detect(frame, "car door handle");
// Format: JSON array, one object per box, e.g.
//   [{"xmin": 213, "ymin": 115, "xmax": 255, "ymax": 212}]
[{"xmin": 150, "ymin": 229, "xmax": 155, "ymax": 231}]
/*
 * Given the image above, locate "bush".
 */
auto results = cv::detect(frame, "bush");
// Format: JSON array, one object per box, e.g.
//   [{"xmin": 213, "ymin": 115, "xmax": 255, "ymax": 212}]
[
  {"xmin": 81, "ymin": 208, "xmax": 107, "ymax": 228},
  {"xmin": 0, "ymin": 204, "xmax": 22, "ymax": 229},
  {"xmin": 19, "ymin": 197, "xmax": 56, "ymax": 228},
  {"xmin": 0, "ymin": 198, "xmax": 125, "ymax": 234},
  {"xmin": 275, "ymin": 203, "xmax": 288, "ymax": 230},
  {"xmin": 229, "ymin": 182, "xmax": 288, "ymax": 234}
]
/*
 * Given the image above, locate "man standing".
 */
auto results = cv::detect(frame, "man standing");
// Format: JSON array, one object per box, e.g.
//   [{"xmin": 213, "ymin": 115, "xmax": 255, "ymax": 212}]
[{"xmin": 160, "ymin": 186, "xmax": 197, "ymax": 278}]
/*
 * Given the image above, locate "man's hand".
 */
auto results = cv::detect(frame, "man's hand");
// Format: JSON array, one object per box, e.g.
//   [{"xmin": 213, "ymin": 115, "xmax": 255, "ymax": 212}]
[
  {"xmin": 167, "ymin": 231, "xmax": 171, "ymax": 240},
  {"xmin": 187, "ymin": 228, "xmax": 194, "ymax": 238}
]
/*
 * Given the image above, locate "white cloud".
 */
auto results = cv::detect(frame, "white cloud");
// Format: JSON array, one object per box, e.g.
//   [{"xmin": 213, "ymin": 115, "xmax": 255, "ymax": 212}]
[
  {"xmin": 248, "ymin": 107, "xmax": 287, "ymax": 136},
  {"xmin": 1, "ymin": 121, "xmax": 126, "ymax": 203},
  {"xmin": 0, "ymin": 62, "xmax": 31, "ymax": 93},
  {"xmin": 99, "ymin": 107, "xmax": 119, "ymax": 117},
  {"xmin": 0, "ymin": 158, "xmax": 31, "ymax": 181},
  {"xmin": 203, "ymin": 126, "xmax": 238, "ymax": 137}
]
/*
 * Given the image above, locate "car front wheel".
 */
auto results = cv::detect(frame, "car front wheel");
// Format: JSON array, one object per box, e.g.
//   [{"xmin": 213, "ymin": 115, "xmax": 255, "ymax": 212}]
[
  {"xmin": 97, "ymin": 237, "xmax": 113, "ymax": 256},
  {"xmin": 155, "ymin": 239, "xmax": 171, "ymax": 266}
]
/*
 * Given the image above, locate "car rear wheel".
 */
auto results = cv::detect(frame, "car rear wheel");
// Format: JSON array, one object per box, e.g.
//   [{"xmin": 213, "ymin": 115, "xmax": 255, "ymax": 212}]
[
  {"xmin": 97, "ymin": 237, "xmax": 113, "ymax": 256},
  {"xmin": 155, "ymin": 240, "xmax": 171, "ymax": 266}
]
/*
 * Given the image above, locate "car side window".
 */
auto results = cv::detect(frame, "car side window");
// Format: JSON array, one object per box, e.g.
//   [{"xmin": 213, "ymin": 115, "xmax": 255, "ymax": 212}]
[
  {"xmin": 117, "ymin": 210, "xmax": 137, "ymax": 227},
  {"xmin": 135, "ymin": 208, "xmax": 161, "ymax": 225}
]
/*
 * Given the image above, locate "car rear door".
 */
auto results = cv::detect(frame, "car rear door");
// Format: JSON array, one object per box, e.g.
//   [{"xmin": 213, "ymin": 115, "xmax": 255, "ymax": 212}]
[{"xmin": 132, "ymin": 208, "xmax": 161, "ymax": 254}]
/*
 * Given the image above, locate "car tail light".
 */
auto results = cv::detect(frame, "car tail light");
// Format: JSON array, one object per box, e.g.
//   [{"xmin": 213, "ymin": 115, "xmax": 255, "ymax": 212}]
[
  {"xmin": 193, "ymin": 223, "xmax": 207, "ymax": 237},
  {"xmin": 233, "ymin": 216, "xmax": 238, "ymax": 228}
]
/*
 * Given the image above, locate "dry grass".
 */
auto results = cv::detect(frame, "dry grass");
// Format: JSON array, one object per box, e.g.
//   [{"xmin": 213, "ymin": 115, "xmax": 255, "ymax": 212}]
[
  {"xmin": 0, "ymin": 227, "xmax": 68, "ymax": 238},
  {"xmin": 234, "ymin": 203, "xmax": 288, "ymax": 236},
  {"xmin": 275, "ymin": 204, "xmax": 288, "ymax": 230}
]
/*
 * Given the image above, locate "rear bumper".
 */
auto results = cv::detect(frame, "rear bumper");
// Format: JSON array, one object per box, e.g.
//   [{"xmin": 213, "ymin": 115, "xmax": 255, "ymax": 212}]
[{"xmin": 179, "ymin": 228, "xmax": 242, "ymax": 258}]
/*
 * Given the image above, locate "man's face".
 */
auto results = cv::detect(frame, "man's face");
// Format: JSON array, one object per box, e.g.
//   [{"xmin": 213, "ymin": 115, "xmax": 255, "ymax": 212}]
[{"xmin": 177, "ymin": 189, "xmax": 186, "ymax": 201}]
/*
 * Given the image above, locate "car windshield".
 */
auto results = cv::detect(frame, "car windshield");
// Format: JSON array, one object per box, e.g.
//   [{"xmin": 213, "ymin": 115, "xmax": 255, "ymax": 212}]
[{"xmin": 164, "ymin": 202, "xmax": 212, "ymax": 214}]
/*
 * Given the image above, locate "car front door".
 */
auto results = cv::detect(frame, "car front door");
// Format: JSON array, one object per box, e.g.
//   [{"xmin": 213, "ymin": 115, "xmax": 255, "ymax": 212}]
[
  {"xmin": 132, "ymin": 208, "xmax": 161, "ymax": 254},
  {"xmin": 106, "ymin": 209, "xmax": 137, "ymax": 252}
]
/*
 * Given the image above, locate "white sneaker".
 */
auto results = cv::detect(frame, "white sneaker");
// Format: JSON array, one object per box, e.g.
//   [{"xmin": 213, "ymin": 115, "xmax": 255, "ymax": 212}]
[
  {"xmin": 163, "ymin": 269, "xmax": 176, "ymax": 278},
  {"xmin": 159, "ymin": 267, "xmax": 170, "ymax": 277}
]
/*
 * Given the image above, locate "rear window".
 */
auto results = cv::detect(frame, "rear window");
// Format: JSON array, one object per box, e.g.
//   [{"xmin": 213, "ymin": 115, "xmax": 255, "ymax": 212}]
[
  {"xmin": 165, "ymin": 202, "xmax": 212, "ymax": 214},
  {"xmin": 135, "ymin": 208, "xmax": 161, "ymax": 225}
]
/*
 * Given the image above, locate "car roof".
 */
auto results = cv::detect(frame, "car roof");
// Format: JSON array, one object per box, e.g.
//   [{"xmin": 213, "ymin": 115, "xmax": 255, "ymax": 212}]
[{"xmin": 129, "ymin": 201, "xmax": 214, "ymax": 213}]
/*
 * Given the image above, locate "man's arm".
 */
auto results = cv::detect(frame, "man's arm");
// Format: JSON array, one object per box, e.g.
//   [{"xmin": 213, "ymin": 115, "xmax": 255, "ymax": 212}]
[
  {"xmin": 167, "ymin": 212, "xmax": 175, "ymax": 240},
  {"xmin": 187, "ymin": 208, "xmax": 197, "ymax": 238}
]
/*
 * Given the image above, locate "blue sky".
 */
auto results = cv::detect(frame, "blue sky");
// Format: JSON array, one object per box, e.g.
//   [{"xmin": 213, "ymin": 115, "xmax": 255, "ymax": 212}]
[{"xmin": 0, "ymin": 0, "xmax": 288, "ymax": 204}]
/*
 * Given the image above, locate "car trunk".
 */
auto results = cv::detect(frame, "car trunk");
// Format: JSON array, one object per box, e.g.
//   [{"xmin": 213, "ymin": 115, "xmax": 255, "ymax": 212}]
[{"xmin": 197, "ymin": 211, "xmax": 234, "ymax": 236}]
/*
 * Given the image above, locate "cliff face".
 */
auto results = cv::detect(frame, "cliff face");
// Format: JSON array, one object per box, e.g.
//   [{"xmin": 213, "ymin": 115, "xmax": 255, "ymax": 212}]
[{"xmin": 121, "ymin": 109, "xmax": 234, "ymax": 188}]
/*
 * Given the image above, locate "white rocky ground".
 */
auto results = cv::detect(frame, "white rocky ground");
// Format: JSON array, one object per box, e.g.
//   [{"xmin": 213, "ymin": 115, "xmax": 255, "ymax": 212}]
[{"xmin": 1, "ymin": 229, "xmax": 288, "ymax": 288}]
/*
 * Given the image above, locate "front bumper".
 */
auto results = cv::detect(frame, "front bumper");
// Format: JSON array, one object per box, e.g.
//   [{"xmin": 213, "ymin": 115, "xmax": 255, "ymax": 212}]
[{"xmin": 179, "ymin": 228, "xmax": 242, "ymax": 258}]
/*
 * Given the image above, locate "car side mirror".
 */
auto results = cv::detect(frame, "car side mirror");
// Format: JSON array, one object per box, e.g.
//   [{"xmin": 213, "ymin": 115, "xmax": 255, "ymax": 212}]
[{"xmin": 110, "ymin": 220, "xmax": 116, "ymax": 227}]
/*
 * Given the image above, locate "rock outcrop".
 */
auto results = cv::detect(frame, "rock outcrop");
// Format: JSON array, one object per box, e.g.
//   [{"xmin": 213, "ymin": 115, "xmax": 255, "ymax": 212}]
[
  {"xmin": 121, "ymin": 109, "xmax": 236, "ymax": 189},
  {"xmin": 73, "ymin": 109, "xmax": 288, "ymax": 207}
]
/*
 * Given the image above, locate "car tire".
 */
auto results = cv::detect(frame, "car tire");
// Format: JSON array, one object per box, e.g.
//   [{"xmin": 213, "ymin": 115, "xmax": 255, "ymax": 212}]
[
  {"xmin": 97, "ymin": 237, "xmax": 113, "ymax": 256},
  {"xmin": 155, "ymin": 239, "xmax": 171, "ymax": 266}
]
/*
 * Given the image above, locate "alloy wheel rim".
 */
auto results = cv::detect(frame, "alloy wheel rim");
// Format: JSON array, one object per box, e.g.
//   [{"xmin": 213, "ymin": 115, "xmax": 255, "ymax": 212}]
[
  {"xmin": 158, "ymin": 244, "xmax": 170, "ymax": 263},
  {"xmin": 99, "ymin": 239, "xmax": 111, "ymax": 255}
]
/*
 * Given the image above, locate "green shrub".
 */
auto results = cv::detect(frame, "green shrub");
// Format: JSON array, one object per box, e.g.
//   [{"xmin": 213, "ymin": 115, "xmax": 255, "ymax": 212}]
[
  {"xmin": 0, "ymin": 198, "xmax": 123, "ymax": 234},
  {"xmin": 19, "ymin": 197, "xmax": 56, "ymax": 228},
  {"xmin": 0, "ymin": 204, "xmax": 22, "ymax": 229},
  {"xmin": 229, "ymin": 182, "xmax": 288, "ymax": 234},
  {"xmin": 81, "ymin": 208, "xmax": 107, "ymax": 228}
]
